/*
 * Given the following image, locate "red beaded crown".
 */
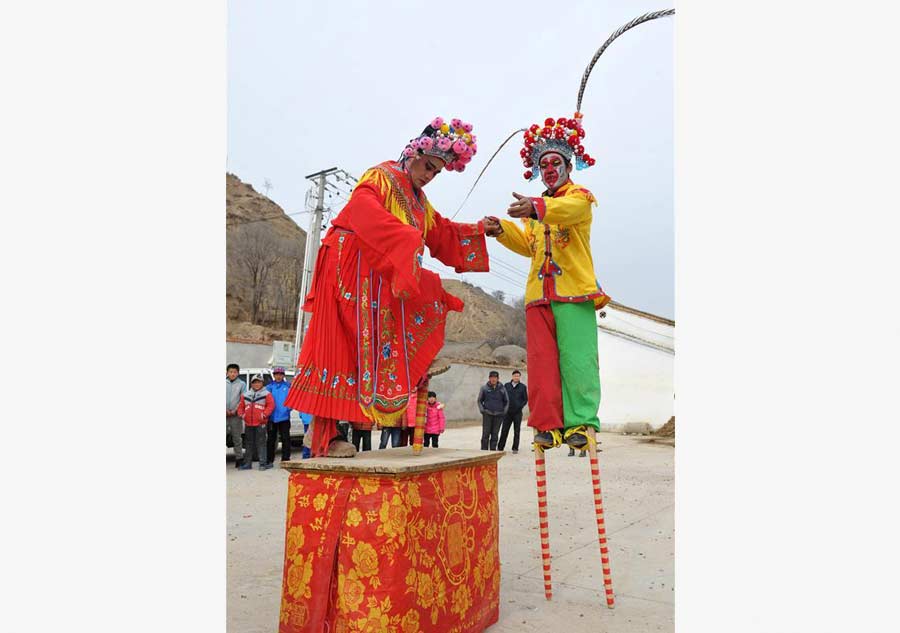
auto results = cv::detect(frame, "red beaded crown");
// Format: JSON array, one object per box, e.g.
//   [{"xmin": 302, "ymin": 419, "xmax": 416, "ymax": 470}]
[{"xmin": 520, "ymin": 112, "xmax": 596, "ymax": 181}]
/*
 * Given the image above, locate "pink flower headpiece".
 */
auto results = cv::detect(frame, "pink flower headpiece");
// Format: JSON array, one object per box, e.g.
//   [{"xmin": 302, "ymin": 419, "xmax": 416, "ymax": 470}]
[{"xmin": 402, "ymin": 117, "xmax": 478, "ymax": 172}]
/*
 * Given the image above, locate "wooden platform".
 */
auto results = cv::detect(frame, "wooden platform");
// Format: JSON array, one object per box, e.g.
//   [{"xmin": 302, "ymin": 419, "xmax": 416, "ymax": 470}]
[{"xmin": 280, "ymin": 447, "xmax": 502, "ymax": 477}]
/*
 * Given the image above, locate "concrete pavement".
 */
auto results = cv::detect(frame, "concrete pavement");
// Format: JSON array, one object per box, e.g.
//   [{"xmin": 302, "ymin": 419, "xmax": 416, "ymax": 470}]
[{"xmin": 227, "ymin": 424, "xmax": 673, "ymax": 632}]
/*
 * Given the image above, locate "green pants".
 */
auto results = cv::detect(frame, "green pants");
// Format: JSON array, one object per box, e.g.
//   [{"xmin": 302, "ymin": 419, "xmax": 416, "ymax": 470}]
[{"xmin": 526, "ymin": 300, "xmax": 601, "ymax": 432}]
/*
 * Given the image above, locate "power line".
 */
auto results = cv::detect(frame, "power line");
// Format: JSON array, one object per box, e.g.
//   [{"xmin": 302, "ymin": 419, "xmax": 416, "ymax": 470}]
[
  {"xmin": 603, "ymin": 312, "xmax": 674, "ymax": 338},
  {"xmin": 491, "ymin": 257, "xmax": 528, "ymax": 279},
  {"xmin": 226, "ymin": 209, "xmax": 314, "ymax": 228}
]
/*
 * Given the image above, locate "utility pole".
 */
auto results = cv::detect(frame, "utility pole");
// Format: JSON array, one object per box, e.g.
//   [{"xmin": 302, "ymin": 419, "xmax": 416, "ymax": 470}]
[{"xmin": 292, "ymin": 166, "xmax": 339, "ymax": 366}]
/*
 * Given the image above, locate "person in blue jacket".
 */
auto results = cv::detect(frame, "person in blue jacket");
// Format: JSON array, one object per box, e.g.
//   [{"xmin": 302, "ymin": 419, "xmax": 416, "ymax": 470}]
[{"xmin": 266, "ymin": 367, "xmax": 292, "ymax": 464}]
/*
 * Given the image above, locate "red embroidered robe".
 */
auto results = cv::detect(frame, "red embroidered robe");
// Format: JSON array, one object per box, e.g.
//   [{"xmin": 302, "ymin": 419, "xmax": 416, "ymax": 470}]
[{"xmin": 284, "ymin": 161, "xmax": 489, "ymax": 429}]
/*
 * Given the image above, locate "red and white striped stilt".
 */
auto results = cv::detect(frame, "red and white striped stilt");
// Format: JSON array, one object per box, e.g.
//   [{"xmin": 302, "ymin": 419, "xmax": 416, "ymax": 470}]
[
  {"xmin": 587, "ymin": 428, "xmax": 615, "ymax": 608},
  {"xmin": 411, "ymin": 380, "xmax": 429, "ymax": 454},
  {"xmin": 534, "ymin": 444, "xmax": 553, "ymax": 600}
]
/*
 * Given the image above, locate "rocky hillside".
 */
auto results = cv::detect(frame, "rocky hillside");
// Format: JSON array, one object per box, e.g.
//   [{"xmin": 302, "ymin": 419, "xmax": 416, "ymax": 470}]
[
  {"xmin": 226, "ymin": 173, "xmax": 307, "ymax": 336},
  {"xmin": 441, "ymin": 279, "xmax": 526, "ymax": 348},
  {"xmin": 226, "ymin": 173, "xmax": 526, "ymax": 353}
]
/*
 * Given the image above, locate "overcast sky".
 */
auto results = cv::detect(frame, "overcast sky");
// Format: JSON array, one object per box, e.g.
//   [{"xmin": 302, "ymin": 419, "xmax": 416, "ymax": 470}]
[{"xmin": 228, "ymin": 0, "xmax": 673, "ymax": 318}]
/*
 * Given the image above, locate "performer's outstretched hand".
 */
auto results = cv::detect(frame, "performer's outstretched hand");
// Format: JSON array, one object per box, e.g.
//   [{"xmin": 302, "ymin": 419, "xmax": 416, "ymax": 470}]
[
  {"xmin": 483, "ymin": 216, "xmax": 503, "ymax": 237},
  {"xmin": 507, "ymin": 192, "xmax": 535, "ymax": 218}
]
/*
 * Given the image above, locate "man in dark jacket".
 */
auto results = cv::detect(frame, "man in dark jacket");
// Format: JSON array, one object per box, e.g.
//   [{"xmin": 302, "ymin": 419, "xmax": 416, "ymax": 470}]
[
  {"xmin": 477, "ymin": 370, "xmax": 509, "ymax": 450},
  {"xmin": 498, "ymin": 370, "xmax": 528, "ymax": 453},
  {"xmin": 266, "ymin": 367, "xmax": 292, "ymax": 464}
]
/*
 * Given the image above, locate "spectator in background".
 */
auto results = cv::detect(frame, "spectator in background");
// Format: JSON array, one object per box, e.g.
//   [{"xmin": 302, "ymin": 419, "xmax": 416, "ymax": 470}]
[
  {"xmin": 498, "ymin": 370, "xmax": 528, "ymax": 454},
  {"xmin": 238, "ymin": 374, "xmax": 274, "ymax": 471},
  {"xmin": 403, "ymin": 390, "xmax": 419, "ymax": 446},
  {"xmin": 350, "ymin": 420, "xmax": 373, "ymax": 453},
  {"xmin": 266, "ymin": 367, "xmax": 292, "ymax": 464},
  {"xmin": 298, "ymin": 412, "xmax": 312, "ymax": 459},
  {"xmin": 378, "ymin": 422, "xmax": 403, "ymax": 450},
  {"xmin": 424, "ymin": 391, "xmax": 446, "ymax": 448},
  {"xmin": 226, "ymin": 363, "xmax": 246, "ymax": 468},
  {"xmin": 477, "ymin": 370, "xmax": 509, "ymax": 450}
]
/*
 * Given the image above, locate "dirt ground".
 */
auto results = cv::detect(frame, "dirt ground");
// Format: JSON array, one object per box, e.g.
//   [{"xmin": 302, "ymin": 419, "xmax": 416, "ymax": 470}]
[{"xmin": 227, "ymin": 424, "xmax": 673, "ymax": 633}]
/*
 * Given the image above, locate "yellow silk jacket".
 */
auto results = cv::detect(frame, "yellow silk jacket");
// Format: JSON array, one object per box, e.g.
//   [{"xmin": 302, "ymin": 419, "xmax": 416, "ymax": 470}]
[{"xmin": 497, "ymin": 180, "xmax": 610, "ymax": 309}]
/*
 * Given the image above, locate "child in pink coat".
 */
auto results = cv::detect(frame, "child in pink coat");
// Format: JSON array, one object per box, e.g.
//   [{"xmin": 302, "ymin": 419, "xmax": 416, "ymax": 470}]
[{"xmin": 424, "ymin": 391, "xmax": 447, "ymax": 448}]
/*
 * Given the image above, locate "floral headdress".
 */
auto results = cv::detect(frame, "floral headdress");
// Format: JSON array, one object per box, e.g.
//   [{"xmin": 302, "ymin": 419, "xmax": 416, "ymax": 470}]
[
  {"xmin": 519, "ymin": 112, "xmax": 596, "ymax": 181},
  {"xmin": 402, "ymin": 117, "xmax": 478, "ymax": 173}
]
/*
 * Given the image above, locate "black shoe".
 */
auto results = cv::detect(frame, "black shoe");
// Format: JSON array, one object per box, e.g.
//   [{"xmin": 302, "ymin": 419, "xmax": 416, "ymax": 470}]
[
  {"xmin": 568, "ymin": 447, "xmax": 575, "ymax": 457},
  {"xmin": 234, "ymin": 459, "xmax": 244, "ymax": 469},
  {"xmin": 565, "ymin": 427, "xmax": 589, "ymax": 449},
  {"xmin": 238, "ymin": 463, "xmax": 252, "ymax": 471},
  {"xmin": 534, "ymin": 431, "xmax": 560, "ymax": 448},
  {"xmin": 259, "ymin": 463, "xmax": 272, "ymax": 471}
]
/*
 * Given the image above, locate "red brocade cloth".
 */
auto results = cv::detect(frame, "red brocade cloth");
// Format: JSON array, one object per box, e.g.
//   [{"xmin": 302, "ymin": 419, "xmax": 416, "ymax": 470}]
[
  {"xmin": 285, "ymin": 161, "xmax": 488, "ymax": 429},
  {"xmin": 278, "ymin": 461, "xmax": 501, "ymax": 633}
]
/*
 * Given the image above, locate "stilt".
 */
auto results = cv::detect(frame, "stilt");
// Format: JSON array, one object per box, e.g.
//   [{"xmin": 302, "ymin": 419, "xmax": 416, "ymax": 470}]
[
  {"xmin": 412, "ymin": 380, "xmax": 429, "ymax": 454},
  {"xmin": 586, "ymin": 428, "xmax": 614, "ymax": 608},
  {"xmin": 534, "ymin": 443, "xmax": 552, "ymax": 600}
]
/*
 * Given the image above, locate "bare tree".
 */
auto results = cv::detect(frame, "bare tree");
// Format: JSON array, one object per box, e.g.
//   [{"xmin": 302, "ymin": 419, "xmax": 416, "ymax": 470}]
[
  {"xmin": 234, "ymin": 224, "xmax": 280, "ymax": 324},
  {"xmin": 491, "ymin": 289, "xmax": 506, "ymax": 304},
  {"xmin": 512, "ymin": 295, "xmax": 525, "ymax": 310},
  {"xmin": 274, "ymin": 237, "xmax": 305, "ymax": 329}
]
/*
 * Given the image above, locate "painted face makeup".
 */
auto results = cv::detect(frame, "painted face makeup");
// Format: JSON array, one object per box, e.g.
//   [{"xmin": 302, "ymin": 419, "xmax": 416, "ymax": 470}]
[{"xmin": 539, "ymin": 152, "xmax": 568, "ymax": 191}]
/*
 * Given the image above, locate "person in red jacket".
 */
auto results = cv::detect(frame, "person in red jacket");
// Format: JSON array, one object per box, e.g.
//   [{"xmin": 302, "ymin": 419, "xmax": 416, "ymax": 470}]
[
  {"xmin": 237, "ymin": 375, "xmax": 274, "ymax": 471},
  {"xmin": 424, "ymin": 391, "xmax": 446, "ymax": 448}
]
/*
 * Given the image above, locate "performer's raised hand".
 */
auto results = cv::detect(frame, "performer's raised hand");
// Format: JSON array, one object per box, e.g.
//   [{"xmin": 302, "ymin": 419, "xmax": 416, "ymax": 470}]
[
  {"xmin": 483, "ymin": 216, "xmax": 503, "ymax": 237},
  {"xmin": 507, "ymin": 192, "xmax": 535, "ymax": 218}
]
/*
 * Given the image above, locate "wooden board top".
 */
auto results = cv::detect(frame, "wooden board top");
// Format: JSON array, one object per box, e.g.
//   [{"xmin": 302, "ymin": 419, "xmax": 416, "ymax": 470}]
[{"xmin": 280, "ymin": 448, "xmax": 503, "ymax": 476}]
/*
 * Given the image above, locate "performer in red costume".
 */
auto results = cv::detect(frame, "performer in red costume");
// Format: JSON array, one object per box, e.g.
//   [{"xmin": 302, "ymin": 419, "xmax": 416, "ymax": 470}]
[{"xmin": 285, "ymin": 117, "xmax": 490, "ymax": 457}]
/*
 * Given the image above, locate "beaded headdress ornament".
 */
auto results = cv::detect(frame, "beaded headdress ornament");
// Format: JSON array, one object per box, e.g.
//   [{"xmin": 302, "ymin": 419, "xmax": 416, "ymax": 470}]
[{"xmin": 519, "ymin": 112, "xmax": 596, "ymax": 181}]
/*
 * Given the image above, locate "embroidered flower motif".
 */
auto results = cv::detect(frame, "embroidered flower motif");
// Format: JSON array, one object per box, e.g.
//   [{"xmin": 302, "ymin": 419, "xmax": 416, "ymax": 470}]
[
  {"xmin": 392, "ymin": 350, "xmax": 398, "ymax": 357},
  {"xmin": 287, "ymin": 552, "xmax": 314, "ymax": 601},
  {"xmin": 345, "ymin": 507, "xmax": 363, "ymax": 527},
  {"xmin": 381, "ymin": 343, "xmax": 391, "ymax": 359},
  {"xmin": 344, "ymin": 292, "xmax": 352, "ymax": 300},
  {"xmin": 347, "ymin": 376, "xmax": 356, "ymax": 386},
  {"xmin": 460, "ymin": 238, "xmax": 471, "ymax": 246},
  {"xmin": 407, "ymin": 332, "xmax": 414, "ymax": 343},
  {"xmin": 362, "ymin": 371, "xmax": 370, "ymax": 382},
  {"xmin": 331, "ymin": 376, "xmax": 340, "ymax": 388},
  {"xmin": 339, "ymin": 234, "xmax": 345, "ymax": 243},
  {"xmin": 362, "ymin": 328, "xmax": 369, "ymax": 337},
  {"xmin": 466, "ymin": 252, "xmax": 476, "ymax": 261},
  {"xmin": 450, "ymin": 584, "xmax": 473, "ymax": 617},
  {"xmin": 337, "ymin": 568, "xmax": 365, "ymax": 614},
  {"xmin": 378, "ymin": 493, "xmax": 409, "ymax": 543},
  {"xmin": 321, "ymin": 369, "xmax": 328, "ymax": 383},
  {"xmin": 304, "ymin": 367, "xmax": 312, "ymax": 377},
  {"xmin": 400, "ymin": 609, "xmax": 420, "ymax": 633},
  {"xmin": 351, "ymin": 541, "xmax": 379, "ymax": 578},
  {"xmin": 414, "ymin": 314, "xmax": 424, "ymax": 325}
]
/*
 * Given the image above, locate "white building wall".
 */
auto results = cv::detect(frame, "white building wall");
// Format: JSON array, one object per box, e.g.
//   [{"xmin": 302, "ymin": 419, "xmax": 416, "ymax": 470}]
[{"xmin": 597, "ymin": 306, "xmax": 674, "ymax": 431}]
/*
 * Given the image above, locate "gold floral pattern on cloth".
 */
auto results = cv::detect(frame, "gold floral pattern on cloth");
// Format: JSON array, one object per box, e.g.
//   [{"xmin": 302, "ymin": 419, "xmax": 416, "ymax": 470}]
[{"xmin": 279, "ymin": 464, "xmax": 500, "ymax": 633}]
